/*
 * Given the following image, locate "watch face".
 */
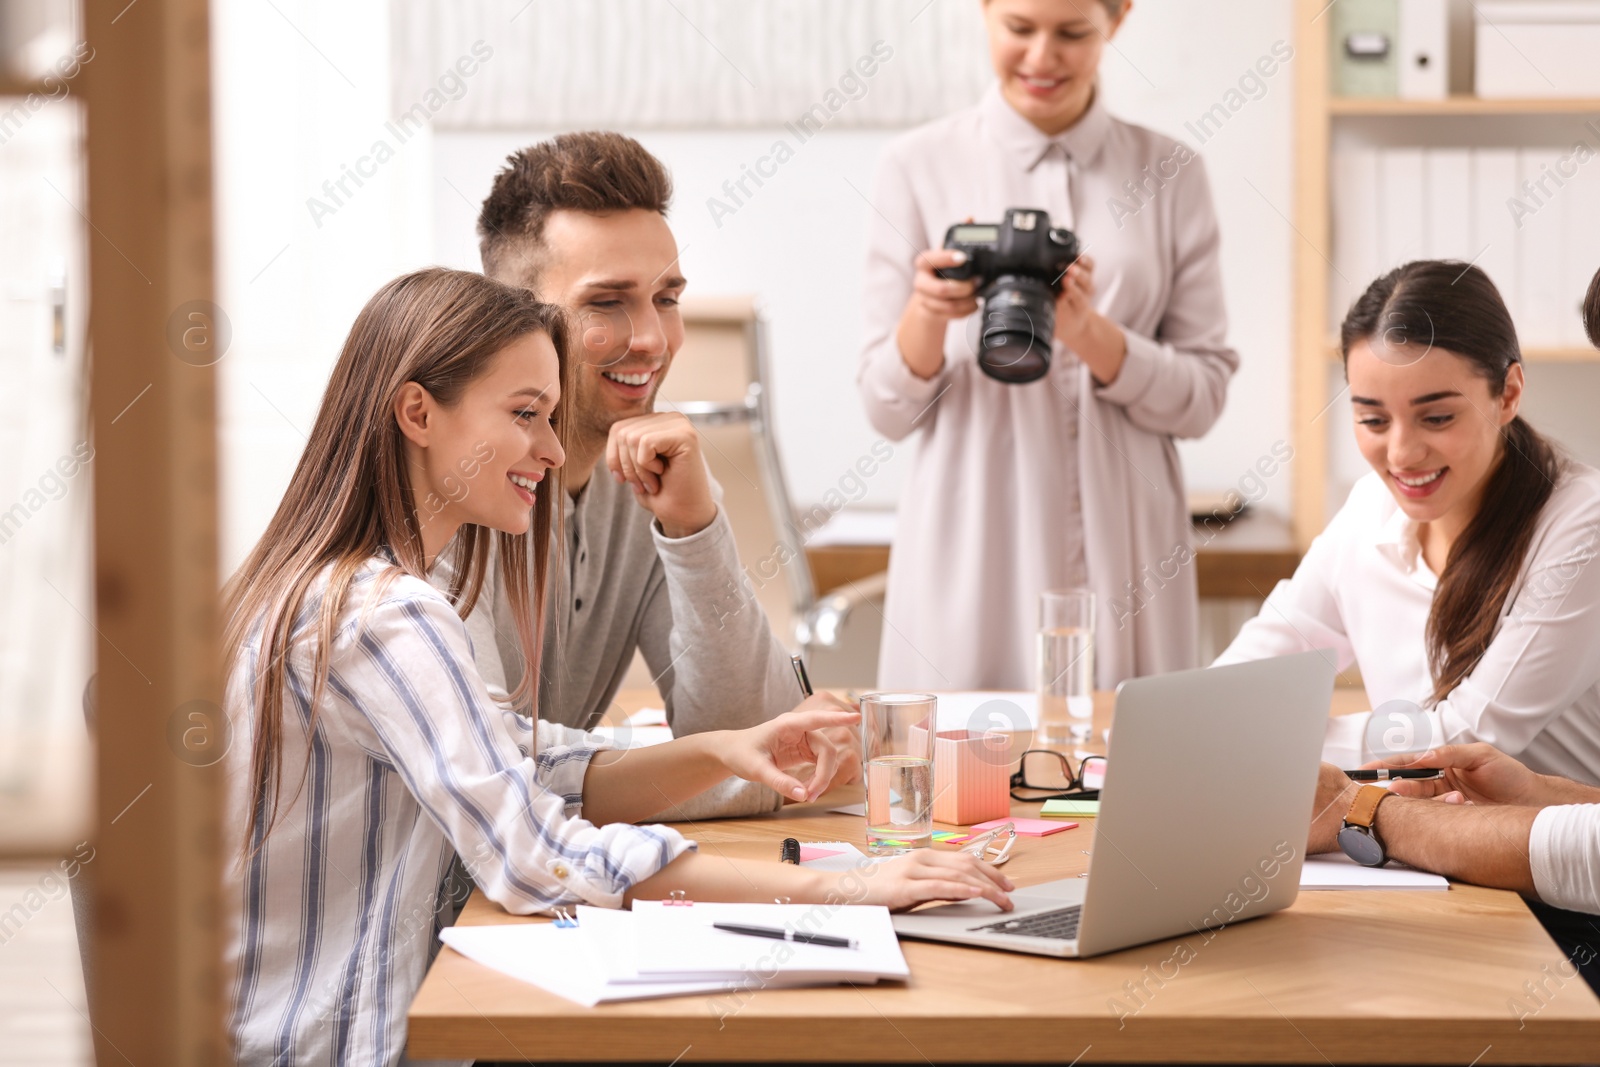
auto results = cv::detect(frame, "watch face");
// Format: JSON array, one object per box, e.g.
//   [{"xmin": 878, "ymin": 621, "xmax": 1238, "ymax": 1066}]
[{"xmin": 1338, "ymin": 825, "xmax": 1386, "ymax": 867}]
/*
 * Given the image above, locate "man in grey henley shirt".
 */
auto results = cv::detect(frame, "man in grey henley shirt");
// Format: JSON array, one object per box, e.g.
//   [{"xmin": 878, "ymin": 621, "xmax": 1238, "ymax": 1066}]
[{"xmin": 465, "ymin": 132, "xmax": 840, "ymax": 819}]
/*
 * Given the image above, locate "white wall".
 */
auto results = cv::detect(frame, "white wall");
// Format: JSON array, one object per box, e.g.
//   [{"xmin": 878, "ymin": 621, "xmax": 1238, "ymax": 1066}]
[
  {"xmin": 215, "ymin": 0, "xmax": 1299, "ymax": 570},
  {"xmin": 431, "ymin": 0, "xmax": 1300, "ymax": 517},
  {"xmin": 213, "ymin": 0, "xmax": 433, "ymax": 571}
]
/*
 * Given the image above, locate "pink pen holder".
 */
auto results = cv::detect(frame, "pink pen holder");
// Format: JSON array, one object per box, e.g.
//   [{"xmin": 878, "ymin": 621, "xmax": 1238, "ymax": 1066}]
[{"xmin": 931, "ymin": 729, "xmax": 1011, "ymax": 826}]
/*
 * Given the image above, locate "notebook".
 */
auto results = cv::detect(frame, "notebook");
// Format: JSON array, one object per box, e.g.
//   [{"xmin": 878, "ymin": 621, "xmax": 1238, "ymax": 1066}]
[
  {"xmin": 630, "ymin": 900, "xmax": 910, "ymax": 984},
  {"xmin": 1298, "ymin": 852, "xmax": 1450, "ymax": 890}
]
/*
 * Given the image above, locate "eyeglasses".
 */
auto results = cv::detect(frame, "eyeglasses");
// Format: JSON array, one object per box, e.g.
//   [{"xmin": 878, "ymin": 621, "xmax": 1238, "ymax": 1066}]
[
  {"xmin": 1010, "ymin": 750, "xmax": 1106, "ymax": 802},
  {"xmin": 959, "ymin": 822, "xmax": 1018, "ymax": 867}
]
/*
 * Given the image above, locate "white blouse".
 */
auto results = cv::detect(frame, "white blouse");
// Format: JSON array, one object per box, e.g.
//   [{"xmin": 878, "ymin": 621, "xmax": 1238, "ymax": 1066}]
[{"xmin": 1216, "ymin": 465, "xmax": 1600, "ymax": 786}]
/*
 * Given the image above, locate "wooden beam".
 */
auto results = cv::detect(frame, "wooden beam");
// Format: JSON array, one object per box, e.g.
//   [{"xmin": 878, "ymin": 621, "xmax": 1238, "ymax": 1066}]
[
  {"xmin": 1291, "ymin": 0, "xmax": 1332, "ymax": 550},
  {"xmin": 82, "ymin": 0, "xmax": 225, "ymax": 1060}
]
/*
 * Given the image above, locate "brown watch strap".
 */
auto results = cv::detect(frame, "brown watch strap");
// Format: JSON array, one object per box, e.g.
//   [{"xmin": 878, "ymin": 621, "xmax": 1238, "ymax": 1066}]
[{"xmin": 1344, "ymin": 784, "xmax": 1390, "ymax": 829}]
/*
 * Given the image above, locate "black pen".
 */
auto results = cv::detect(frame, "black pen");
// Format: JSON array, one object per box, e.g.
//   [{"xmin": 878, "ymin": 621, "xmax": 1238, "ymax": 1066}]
[
  {"xmin": 790, "ymin": 653, "xmax": 813, "ymax": 698},
  {"xmin": 712, "ymin": 922, "xmax": 857, "ymax": 949},
  {"xmin": 1343, "ymin": 768, "xmax": 1444, "ymax": 781}
]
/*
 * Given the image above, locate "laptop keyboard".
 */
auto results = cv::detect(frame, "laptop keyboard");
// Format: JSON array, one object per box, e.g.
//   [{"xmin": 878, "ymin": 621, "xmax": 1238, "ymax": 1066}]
[{"xmin": 970, "ymin": 904, "xmax": 1082, "ymax": 941}]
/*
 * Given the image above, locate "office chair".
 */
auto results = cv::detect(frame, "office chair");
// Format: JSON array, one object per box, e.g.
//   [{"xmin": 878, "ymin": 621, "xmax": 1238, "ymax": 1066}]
[{"xmin": 656, "ymin": 297, "xmax": 884, "ymax": 688}]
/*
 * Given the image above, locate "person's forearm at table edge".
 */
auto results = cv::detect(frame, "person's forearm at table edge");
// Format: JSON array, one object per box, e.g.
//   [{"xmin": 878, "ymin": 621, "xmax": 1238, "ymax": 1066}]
[
  {"xmin": 624, "ymin": 852, "xmax": 831, "ymax": 907},
  {"xmin": 1323, "ymin": 780, "xmax": 1539, "ymax": 894},
  {"xmin": 579, "ymin": 731, "xmax": 739, "ymax": 825}
]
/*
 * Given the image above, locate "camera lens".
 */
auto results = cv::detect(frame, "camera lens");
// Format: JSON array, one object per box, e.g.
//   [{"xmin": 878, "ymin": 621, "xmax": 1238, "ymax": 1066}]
[{"xmin": 976, "ymin": 274, "xmax": 1054, "ymax": 383}]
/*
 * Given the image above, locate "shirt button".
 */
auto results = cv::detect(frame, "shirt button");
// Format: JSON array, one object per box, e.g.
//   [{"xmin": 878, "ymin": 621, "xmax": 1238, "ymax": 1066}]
[{"xmin": 551, "ymin": 863, "xmax": 570, "ymax": 880}]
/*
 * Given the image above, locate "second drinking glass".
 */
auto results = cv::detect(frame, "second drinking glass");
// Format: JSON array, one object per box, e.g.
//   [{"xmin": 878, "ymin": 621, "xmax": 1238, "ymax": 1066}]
[
  {"xmin": 859, "ymin": 692, "xmax": 936, "ymax": 854},
  {"xmin": 1038, "ymin": 589, "xmax": 1095, "ymax": 747}
]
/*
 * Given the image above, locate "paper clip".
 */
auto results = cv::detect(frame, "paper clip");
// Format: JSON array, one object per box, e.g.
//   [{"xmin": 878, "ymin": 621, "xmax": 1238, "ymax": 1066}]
[
  {"xmin": 665, "ymin": 889, "xmax": 694, "ymax": 906},
  {"xmin": 551, "ymin": 907, "xmax": 578, "ymax": 928}
]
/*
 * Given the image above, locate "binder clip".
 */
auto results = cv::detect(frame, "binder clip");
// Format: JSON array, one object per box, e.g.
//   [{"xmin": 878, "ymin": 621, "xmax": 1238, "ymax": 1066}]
[
  {"xmin": 665, "ymin": 889, "xmax": 694, "ymax": 906},
  {"xmin": 551, "ymin": 906, "xmax": 578, "ymax": 928}
]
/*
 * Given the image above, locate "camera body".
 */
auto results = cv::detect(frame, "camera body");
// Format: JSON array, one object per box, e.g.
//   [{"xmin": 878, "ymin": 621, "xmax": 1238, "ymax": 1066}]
[{"xmin": 935, "ymin": 207, "xmax": 1080, "ymax": 384}]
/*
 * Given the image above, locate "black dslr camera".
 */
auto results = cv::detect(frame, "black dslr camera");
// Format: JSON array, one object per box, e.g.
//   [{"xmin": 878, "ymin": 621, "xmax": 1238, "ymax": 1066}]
[{"xmin": 935, "ymin": 207, "xmax": 1080, "ymax": 384}]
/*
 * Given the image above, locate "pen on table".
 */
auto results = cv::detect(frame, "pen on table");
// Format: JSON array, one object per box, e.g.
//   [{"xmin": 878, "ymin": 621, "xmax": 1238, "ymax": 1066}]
[
  {"xmin": 713, "ymin": 922, "xmax": 857, "ymax": 949},
  {"xmin": 789, "ymin": 653, "xmax": 813, "ymax": 698},
  {"xmin": 780, "ymin": 837, "xmax": 801, "ymax": 865},
  {"xmin": 1343, "ymin": 768, "xmax": 1444, "ymax": 781}
]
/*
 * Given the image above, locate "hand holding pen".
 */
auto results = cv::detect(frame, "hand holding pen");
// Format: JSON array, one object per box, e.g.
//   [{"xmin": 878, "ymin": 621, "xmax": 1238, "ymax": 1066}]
[{"xmin": 788, "ymin": 654, "xmax": 863, "ymax": 789}]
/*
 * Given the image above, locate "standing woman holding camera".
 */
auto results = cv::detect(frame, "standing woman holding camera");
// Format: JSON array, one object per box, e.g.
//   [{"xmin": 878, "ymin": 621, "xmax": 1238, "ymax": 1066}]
[{"xmin": 859, "ymin": 0, "xmax": 1239, "ymax": 690}]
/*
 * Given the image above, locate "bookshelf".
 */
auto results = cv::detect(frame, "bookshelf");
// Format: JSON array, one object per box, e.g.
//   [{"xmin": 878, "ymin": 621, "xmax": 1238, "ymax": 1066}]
[
  {"xmin": 0, "ymin": 76, "xmax": 47, "ymax": 96},
  {"xmin": 1329, "ymin": 95, "xmax": 1600, "ymax": 116},
  {"xmin": 1290, "ymin": 0, "xmax": 1600, "ymax": 548},
  {"xmin": 1322, "ymin": 344, "xmax": 1600, "ymax": 363}
]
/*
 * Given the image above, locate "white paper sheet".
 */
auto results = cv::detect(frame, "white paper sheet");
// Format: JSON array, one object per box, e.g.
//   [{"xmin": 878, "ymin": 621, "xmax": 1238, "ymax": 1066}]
[
  {"xmin": 1299, "ymin": 852, "xmax": 1450, "ymax": 890},
  {"xmin": 927, "ymin": 690, "xmax": 1039, "ymax": 733},
  {"xmin": 438, "ymin": 923, "xmax": 753, "ymax": 1007},
  {"xmin": 590, "ymin": 723, "xmax": 674, "ymax": 748}
]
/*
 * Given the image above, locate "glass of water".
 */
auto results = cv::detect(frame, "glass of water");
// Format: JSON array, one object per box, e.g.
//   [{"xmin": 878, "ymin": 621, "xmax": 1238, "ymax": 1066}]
[
  {"xmin": 1039, "ymin": 589, "xmax": 1095, "ymax": 747},
  {"xmin": 860, "ymin": 692, "xmax": 936, "ymax": 855}
]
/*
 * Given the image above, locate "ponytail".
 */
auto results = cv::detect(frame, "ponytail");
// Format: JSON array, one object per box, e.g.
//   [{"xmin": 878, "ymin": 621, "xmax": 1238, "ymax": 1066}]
[{"xmin": 1424, "ymin": 416, "xmax": 1561, "ymax": 703}]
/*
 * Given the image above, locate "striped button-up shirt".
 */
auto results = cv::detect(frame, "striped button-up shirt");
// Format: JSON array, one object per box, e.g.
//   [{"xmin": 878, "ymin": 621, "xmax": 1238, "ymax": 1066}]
[{"xmin": 223, "ymin": 559, "xmax": 693, "ymax": 1066}]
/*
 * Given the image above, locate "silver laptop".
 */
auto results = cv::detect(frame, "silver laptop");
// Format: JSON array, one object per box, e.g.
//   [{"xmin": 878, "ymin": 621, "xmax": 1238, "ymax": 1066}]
[{"xmin": 892, "ymin": 651, "xmax": 1335, "ymax": 958}]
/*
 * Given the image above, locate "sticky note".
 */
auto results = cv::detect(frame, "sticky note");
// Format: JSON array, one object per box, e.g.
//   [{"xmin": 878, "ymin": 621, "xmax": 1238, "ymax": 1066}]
[
  {"xmin": 969, "ymin": 817, "xmax": 1077, "ymax": 837},
  {"xmin": 798, "ymin": 845, "xmax": 847, "ymax": 862},
  {"xmin": 1041, "ymin": 799, "xmax": 1100, "ymax": 817}
]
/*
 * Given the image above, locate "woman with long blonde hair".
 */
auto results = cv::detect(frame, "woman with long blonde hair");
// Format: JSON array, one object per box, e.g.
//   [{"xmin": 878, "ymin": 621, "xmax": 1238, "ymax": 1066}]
[{"xmin": 222, "ymin": 268, "xmax": 1012, "ymax": 1065}]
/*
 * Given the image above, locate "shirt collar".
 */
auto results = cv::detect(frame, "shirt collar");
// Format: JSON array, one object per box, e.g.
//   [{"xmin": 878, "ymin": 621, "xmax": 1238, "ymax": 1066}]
[
  {"xmin": 979, "ymin": 81, "xmax": 1112, "ymax": 173},
  {"xmin": 1372, "ymin": 500, "xmax": 1435, "ymax": 584}
]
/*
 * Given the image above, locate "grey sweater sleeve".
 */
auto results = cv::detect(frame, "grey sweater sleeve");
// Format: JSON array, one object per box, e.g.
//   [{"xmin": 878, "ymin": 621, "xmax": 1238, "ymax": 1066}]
[
  {"xmin": 633, "ymin": 504, "xmax": 802, "ymax": 819},
  {"xmin": 641, "ymin": 504, "xmax": 800, "ymax": 733}
]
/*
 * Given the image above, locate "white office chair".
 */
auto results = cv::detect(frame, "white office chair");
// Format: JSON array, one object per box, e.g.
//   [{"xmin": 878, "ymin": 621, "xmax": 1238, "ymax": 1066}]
[{"xmin": 656, "ymin": 297, "xmax": 884, "ymax": 688}]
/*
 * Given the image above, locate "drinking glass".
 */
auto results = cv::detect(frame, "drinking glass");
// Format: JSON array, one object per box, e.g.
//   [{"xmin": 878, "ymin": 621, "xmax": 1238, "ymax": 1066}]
[
  {"xmin": 859, "ymin": 692, "xmax": 936, "ymax": 854},
  {"xmin": 1038, "ymin": 589, "xmax": 1095, "ymax": 747}
]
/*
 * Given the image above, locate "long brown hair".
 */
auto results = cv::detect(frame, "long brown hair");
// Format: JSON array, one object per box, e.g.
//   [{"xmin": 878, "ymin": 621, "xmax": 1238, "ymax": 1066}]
[
  {"xmin": 1341, "ymin": 261, "xmax": 1563, "ymax": 705},
  {"xmin": 224, "ymin": 268, "xmax": 573, "ymax": 848}
]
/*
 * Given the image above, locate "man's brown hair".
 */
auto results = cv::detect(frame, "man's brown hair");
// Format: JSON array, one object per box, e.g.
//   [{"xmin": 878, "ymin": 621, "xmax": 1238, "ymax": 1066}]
[{"xmin": 477, "ymin": 131, "xmax": 673, "ymax": 289}]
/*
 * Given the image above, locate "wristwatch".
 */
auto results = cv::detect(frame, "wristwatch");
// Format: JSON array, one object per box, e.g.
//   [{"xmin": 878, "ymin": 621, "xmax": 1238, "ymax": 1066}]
[{"xmin": 1337, "ymin": 784, "xmax": 1392, "ymax": 867}]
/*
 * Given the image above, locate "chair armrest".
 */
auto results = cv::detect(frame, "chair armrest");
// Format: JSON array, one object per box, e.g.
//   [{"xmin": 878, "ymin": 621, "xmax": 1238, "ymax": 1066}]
[{"xmin": 797, "ymin": 570, "xmax": 888, "ymax": 648}]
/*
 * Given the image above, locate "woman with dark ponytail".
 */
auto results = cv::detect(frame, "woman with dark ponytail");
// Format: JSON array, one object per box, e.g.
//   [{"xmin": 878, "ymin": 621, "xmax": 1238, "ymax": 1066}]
[{"xmin": 1217, "ymin": 260, "xmax": 1600, "ymax": 784}]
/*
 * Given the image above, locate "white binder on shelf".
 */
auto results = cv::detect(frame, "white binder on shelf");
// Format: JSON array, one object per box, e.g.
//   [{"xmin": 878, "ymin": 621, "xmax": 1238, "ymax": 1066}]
[
  {"xmin": 1377, "ymin": 147, "xmax": 1427, "ymax": 272},
  {"xmin": 1397, "ymin": 0, "xmax": 1449, "ymax": 99},
  {"xmin": 1561, "ymin": 157, "xmax": 1600, "ymax": 348},
  {"xmin": 1422, "ymin": 148, "xmax": 1474, "ymax": 263},
  {"xmin": 1471, "ymin": 148, "xmax": 1520, "ymax": 318},
  {"xmin": 1515, "ymin": 148, "xmax": 1570, "ymax": 348},
  {"xmin": 1332, "ymin": 146, "xmax": 1382, "ymax": 325}
]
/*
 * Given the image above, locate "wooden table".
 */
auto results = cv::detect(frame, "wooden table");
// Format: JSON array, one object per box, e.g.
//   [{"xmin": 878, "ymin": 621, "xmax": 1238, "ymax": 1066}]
[
  {"xmin": 408, "ymin": 692, "xmax": 1600, "ymax": 1064},
  {"xmin": 807, "ymin": 510, "xmax": 1301, "ymax": 601}
]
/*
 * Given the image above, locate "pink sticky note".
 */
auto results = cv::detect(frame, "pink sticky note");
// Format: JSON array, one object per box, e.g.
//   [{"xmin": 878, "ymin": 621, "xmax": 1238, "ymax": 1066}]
[
  {"xmin": 970, "ymin": 817, "xmax": 1078, "ymax": 837},
  {"xmin": 799, "ymin": 845, "xmax": 847, "ymax": 862}
]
